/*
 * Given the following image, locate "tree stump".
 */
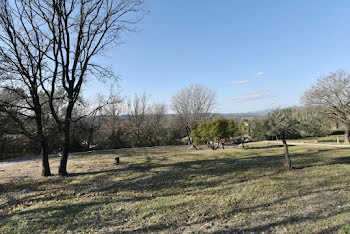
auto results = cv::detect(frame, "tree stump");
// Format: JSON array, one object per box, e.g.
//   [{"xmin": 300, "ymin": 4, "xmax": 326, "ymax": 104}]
[{"xmin": 115, "ymin": 157, "xmax": 120, "ymax": 165}]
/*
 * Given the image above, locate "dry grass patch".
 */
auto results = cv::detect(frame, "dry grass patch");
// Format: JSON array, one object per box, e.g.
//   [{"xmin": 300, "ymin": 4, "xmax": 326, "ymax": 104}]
[{"xmin": 1, "ymin": 144, "xmax": 350, "ymax": 233}]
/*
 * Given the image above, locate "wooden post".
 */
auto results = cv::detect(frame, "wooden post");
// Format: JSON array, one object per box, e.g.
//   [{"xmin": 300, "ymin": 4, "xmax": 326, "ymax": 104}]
[
  {"xmin": 337, "ymin": 135, "xmax": 340, "ymax": 144},
  {"xmin": 115, "ymin": 157, "xmax": 120, "ymax": 165}
]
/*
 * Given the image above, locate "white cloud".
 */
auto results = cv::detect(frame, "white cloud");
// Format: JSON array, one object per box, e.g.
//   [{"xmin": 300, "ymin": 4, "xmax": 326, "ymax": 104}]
[
  {"xmin": 232, "ymin": 90, "xmax": 275, "ymax": 103},
  {"xmin": 230, "ymin": 80, "xmax": 248, "ymax": 85},
  {"xmin": 256, "ymin": 72, "xmax": 265, "ymax": 77}
]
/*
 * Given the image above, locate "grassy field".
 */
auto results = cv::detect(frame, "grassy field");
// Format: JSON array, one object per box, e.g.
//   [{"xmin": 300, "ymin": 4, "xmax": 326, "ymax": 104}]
[{"xmin": 1, "ymin": 144, "xmax": 350, "ymax": 233}]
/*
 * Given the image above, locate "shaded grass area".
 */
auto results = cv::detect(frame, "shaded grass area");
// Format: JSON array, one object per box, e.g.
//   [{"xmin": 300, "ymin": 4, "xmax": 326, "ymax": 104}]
[{"xmin": 1, "ymin": 145, "xmax": 350, "ymax": 233}]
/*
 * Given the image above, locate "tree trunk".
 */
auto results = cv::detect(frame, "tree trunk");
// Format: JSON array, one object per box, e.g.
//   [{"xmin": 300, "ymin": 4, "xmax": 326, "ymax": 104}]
[
  {"xmin": 185, "ymin": 126, "xmax": 192, "ymax": 145},
  {"xmin": 87, "ymin": 127, "xmax": 93, "ymax": 150},
  {"xmin": 344, "ymin": 126, "xmax": 350, "ymax": 144},
  {"xmin": 41, "ymin": 139, "xmax": 51, "ymax": 176},
  {"xmin": 0, "ymin": 137, "xmax": 6, "ymax": 160},
  {"xmin": 33, "ymin": 94, "xmax": 52, "ymax": 176},
  {"xmin": 59, "ymin": 104, "xmax": 73, "ymax": 176},
  {"xmin": 58, "ymin": 98, "xmax": 76, "ymax": 176},
  {"xmin": 136, "ymin": 127, "xmax": 142, "ymax": 145},
  {"xmin": 59, "ymin": 133, "xmax": 70, "ymax": 176},
  {"xmin": 282, "ymin": 136, "xmax": 292, "ymax": 170},
  {"xmin": 149, "ymin": 136, "xmax": 153, "ymax": 147},
  {"xmin": 58, "ymin": 123, "xmax": 70, "ymax": 176}
]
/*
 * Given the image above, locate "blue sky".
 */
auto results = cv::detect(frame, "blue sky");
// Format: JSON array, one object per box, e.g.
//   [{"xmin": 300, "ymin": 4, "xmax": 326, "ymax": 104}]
[{"xmin": 88, "ymin": 0, "xmax": 350, "ymax": 113}]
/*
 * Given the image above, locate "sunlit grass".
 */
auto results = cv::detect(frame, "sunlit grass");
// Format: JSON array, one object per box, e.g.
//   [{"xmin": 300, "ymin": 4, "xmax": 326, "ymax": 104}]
[
  {"xmin": 289, "ymin": 135, "xmax": 346, "ymax": 144},
  {"xmin": 1, "ymin": 144, "xmax": 350, "ymax": 233}
]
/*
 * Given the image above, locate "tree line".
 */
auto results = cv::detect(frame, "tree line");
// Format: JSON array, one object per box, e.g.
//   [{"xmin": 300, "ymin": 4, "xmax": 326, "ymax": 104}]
[
  {"xmin": 247, "ymin": 69, "xmax": 350, "ymax": 170},
  {"xmin": 1, "ymin": 67, "xmax": 349, "ymax": 176},
  {"xmin": 0, "ymin": 0, "xmax": 145, "ymax": 176},
  {"xmin": 0, "ymin": 1, "xmax": 349, "ymax": 177}
]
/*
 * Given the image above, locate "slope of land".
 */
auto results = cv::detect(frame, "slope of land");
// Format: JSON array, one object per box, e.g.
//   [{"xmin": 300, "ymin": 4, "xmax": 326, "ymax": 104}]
[{"xmin": 1, "ymin": 144, "xmax": 350, "ymax": 233}]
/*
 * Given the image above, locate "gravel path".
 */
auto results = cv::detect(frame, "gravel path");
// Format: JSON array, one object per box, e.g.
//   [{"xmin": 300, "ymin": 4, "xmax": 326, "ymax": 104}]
[
  {"xmin": 0, "ymin": 154, "xmax": 58, "ymax": 167},
  {"xmin": 263, "ymin": 141, "xmax": 350, "ymax": 148}
]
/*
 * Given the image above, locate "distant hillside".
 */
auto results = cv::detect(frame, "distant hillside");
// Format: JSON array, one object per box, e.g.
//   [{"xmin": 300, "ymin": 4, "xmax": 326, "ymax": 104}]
[
  {"xmin": 215, "ymin": 109, "xmax": 271, "ymax": 120},
  {"xmin": 85, "ymin": 110, "xmax": 270, "ymax": 124}
]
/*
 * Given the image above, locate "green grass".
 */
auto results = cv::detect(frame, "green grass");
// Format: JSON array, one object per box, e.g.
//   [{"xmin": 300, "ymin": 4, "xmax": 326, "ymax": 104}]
[{"xmin": 1, "ymin": 144, "xmax": 350, "ymax": 233}]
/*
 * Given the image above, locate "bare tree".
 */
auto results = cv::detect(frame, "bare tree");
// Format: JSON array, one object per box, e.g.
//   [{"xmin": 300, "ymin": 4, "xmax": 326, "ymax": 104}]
[
  {"xmin": 171, "ymin": 84, "xmax": 216, "ymax": 144},
  {"xmin": 104, "ymin": 93, "xmax": 124, "ymax": 136},
  {"xmin": 144, "ymin": 103, "xmax": 167, "ymax": 146},
  {"xmin": 96, "ymin": 92, "xmax": 124, "ymax": 148},
  {"xmin": 81, "ymin": 97, "xmax": 107, "ymax": 150},
  {"xmin": 0, "ymin": 0, "xmax": 144, "ymax": 175},
  {"xmin": 126, "ymin": 93, "xmax": 149, "ymax": 145},
  {"xmin": 0, "ymin": 89, "xmax": 52, "ymax": 175},
  {"xmin": 0, "ymin": 0, "xmax": 65, "ymax": 175},
  {"xmin": 302, "ymin": 69, "xmax": 350, "ymax": 143},
  {"xmin": 0, "ymin": 113, "xmax": 9, "ymax": 160}
]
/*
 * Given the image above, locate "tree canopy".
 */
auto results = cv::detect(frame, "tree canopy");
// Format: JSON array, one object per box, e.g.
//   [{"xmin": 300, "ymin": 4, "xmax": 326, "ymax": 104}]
[
  {"xmin": 302, "ymin": 69, "xmax": 350, "ymax": 143},
  {"xmin": 191, "ymin": 117, "xmax": 237, "ymax": 149}
]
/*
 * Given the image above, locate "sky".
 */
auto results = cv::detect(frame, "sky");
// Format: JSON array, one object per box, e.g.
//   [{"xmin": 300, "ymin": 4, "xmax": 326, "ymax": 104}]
[{"xmin": 87, "ymin": 0, "xmax": 350, "ymax": 113}]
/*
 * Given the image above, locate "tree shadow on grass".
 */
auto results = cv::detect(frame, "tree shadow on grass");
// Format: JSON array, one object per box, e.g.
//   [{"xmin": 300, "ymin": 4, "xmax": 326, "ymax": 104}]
[
  {"xmin": 0, "ymin": 152, "xmax": 288, "ymax": 210},
  {"xmin": 88, "ymin": 155, "xmax": 285, "ymax": 193},
  {"xmin": 229, "ymin": 209, "xmax": 350, "ymax": 233},
  {"xmin": 46, "ymin": 147, "xmax": 344, "ymax": 196},
  {"xmin": 68, "ymin": 168, "xmax": 120, "ymax": 177},
  {"xmin": 59, "ymin": 148, "xmax": 345, "ymax": 202},
  {"xmin": 121, "ymin": 191, "xmax": 350, "ymax": 233},
  {"xmin": 60, "ymin": 147, "xmax": 350, "ymax": 233},
  {"xmin": 68, "ymin": 146, "xmax": 336, "ymax": 177},
  {"xmin": 2, "ymin": 147, "xmax": 350, "ymax": 233},
  {"xmin": 245, "ymin": 144, "xmax": 285, "ymax": 150},
  {"xmin": 331, "ymin": 155, "xmax": 350, "ymax": 164},
  {"xmin": 220, "ymin": 202, "xmax": 350, "ymax": 233},
  {"xmin": 0, "ymin": 199, "xmax": 131, "ymax": 232},
  {"xmin": 1, "ymin": 147, "xmax": 343, "ymax": 200},
  {"xmin": 179, "ymin": 185, "xmax": 350, "ymax": 233},
  {"xmin": 293, "ymin": 153, "xmax": 350, "ymax": 170}
]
